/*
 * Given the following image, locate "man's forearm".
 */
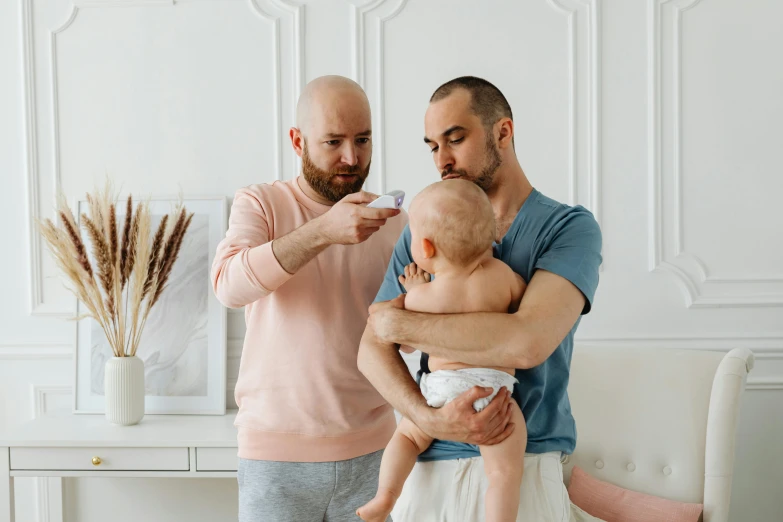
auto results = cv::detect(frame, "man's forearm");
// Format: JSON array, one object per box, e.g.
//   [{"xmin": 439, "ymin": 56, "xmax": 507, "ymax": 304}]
[
  {"xmin": 270, "ymin": 217, "xmax": 331, "ymax": 274},
  {"xmin": 357, "ymin": 325, "xmax": 431, "ymax": 426},
  {"xmin": 385, "ymin": 309, "xmax": 539, "ymax": 369},
  {"xmin": 378, "ymin": 270, "xmax": 587, "ymax": 369}
]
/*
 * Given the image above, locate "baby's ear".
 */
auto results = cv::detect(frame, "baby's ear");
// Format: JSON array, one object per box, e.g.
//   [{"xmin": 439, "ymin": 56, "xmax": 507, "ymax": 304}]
[{"xmin": 421, "ymin": 238, "xmax": 436, "ymax": 259}]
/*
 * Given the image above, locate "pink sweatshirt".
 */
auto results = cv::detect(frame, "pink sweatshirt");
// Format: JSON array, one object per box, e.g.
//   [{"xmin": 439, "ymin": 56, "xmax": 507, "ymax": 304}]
[{"xmin": 211, "ymin": 177, "xmax": 408, "ymax": 462}]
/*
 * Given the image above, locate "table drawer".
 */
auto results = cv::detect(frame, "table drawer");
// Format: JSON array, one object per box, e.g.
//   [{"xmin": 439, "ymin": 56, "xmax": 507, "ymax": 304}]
[
  {"xmin": 10, "ymin": 447, "xmax": 190, "ymax": 471},
  {"xmin": 196, "ymin": 447, "xmax": 237, "ymax": 471}
]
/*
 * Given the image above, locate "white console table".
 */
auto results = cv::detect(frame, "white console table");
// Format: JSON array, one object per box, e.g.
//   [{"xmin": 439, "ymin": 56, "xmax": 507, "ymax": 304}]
[{"xmin": 0, "ymin": 410, "xmax": 239, "ymax": 522}]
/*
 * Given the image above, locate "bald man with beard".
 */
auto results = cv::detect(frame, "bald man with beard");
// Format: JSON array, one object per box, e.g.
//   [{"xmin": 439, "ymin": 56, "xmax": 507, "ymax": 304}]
[{"xmin": 212, "ymin": 75, "xmax": 407, "ymax": 522}]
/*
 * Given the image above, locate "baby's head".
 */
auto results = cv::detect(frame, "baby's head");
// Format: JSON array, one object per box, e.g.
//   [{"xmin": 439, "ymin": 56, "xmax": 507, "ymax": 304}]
[{"xmin": 408, "ymin": 179, "xmax": 496, "ymax": 273}]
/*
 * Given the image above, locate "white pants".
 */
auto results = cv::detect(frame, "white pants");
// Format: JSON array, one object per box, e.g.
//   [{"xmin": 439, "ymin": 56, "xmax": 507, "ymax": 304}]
[{"xmin": 390, "ymin": 452, "xmax": 603, "ymax": 522}]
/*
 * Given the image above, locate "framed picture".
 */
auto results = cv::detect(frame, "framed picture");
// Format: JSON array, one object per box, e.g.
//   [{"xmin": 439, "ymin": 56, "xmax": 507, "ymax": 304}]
[{"xmin": 73, "ymin": 196, "xmax": 228, "ymax": 415}]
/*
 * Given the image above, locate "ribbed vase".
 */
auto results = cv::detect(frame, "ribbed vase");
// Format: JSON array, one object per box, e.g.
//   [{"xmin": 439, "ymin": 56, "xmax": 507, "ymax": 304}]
[{"xmin": 104, "ymin": 356, "xmax": 145, "ymax": 425}]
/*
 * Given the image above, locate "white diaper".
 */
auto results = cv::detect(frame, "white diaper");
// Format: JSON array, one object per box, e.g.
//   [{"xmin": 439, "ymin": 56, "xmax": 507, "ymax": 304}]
[{"xmin": 419, "ymin": 368, "xmax": 518, "ymax": 412}]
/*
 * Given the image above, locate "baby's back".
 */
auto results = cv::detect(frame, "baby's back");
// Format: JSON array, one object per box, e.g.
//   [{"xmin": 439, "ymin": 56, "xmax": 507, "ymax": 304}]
[
  {"xmin": 414, "ymin": 259, "xmax": 515, "ymax": 314},
  {"xmin": 405, "ymin": 257, "xmax": 524, "ymax": 374}
]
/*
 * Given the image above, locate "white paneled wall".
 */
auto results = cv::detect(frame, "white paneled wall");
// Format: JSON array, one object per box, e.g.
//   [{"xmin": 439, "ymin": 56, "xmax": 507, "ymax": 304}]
[{"xmin": 1, "ymin": 0, "xmax": 780, "ymax": 521}]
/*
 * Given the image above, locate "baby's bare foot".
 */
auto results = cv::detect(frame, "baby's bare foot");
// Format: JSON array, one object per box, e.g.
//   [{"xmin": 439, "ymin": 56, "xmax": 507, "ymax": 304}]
[
  {"xmin": 398, "ymin": 262, "xmax": 431, "ymax": 292},
  {"xmin": 356, "ymin": 490, "xmax": 396, "ymax": 522}
]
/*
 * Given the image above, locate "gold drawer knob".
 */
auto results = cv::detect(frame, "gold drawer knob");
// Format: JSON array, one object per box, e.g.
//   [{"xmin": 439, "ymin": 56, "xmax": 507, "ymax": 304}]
[{"xmin": 91, "ymin": 456, "xmax": 102, "ymax": 466}]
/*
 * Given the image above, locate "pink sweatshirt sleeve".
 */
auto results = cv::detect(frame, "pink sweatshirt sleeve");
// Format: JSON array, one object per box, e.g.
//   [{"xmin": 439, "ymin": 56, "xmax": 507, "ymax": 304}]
[{"xmin": 211, "ymin": 188, "xmax": 294, "ymax": 308}]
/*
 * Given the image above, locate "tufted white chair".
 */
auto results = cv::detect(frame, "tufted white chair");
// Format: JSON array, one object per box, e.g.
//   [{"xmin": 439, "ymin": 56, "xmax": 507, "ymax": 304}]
[{"xmin": 565, "ymin": 346, "xmax": 754, "ymax": 522}]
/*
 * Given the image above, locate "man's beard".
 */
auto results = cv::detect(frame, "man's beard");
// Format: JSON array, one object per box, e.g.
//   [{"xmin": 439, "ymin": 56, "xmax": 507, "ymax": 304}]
[
  {"xmin": 441, "ymin": 131, "xmax": 502, "ymax": 192},
  {"xmin": 301, "ymin": 142, "xmax": 371, "ymax": 203}
]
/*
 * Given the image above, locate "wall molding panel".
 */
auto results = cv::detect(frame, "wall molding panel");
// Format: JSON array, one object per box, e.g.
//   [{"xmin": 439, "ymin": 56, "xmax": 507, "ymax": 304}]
[
  {"xmin": 22, "ymin": 0, "xmax": 303, "ymax": 316},
  {"xmin": 647, "ymin": 0, "xmax": 783, "ymax": 308},
  {"xmin": 349, "ymin": 0, "xmax": 602, "ymax": 221}
]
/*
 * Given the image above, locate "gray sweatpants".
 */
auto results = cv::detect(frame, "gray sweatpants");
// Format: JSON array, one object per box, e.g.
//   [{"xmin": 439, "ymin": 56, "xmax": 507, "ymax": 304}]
[{"xmin": 238, "ymin": 449, "xmax": 390, "ymax": 522}]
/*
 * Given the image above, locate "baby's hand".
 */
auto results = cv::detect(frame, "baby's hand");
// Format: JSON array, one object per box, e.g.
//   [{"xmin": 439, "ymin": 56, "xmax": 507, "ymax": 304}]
[{"xmin": 398, "ymin": 262, "xmax": 431, "ymax": 291}]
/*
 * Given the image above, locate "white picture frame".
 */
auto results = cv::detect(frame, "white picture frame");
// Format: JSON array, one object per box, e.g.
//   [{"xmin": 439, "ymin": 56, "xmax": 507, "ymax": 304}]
[{"xmin": 73, "ymin": 196, "xmax": 228, "ymax": 415}]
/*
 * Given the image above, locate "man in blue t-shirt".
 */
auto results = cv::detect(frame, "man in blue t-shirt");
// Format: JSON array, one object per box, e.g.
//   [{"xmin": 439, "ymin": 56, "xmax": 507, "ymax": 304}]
[{"xmin": 357, "ymin": 76, "xmax": 603, "ymax": 522}]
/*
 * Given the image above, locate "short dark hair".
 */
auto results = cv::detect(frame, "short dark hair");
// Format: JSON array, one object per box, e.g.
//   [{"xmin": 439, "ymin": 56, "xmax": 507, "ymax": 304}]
[{"xmin": 430, "ymin": 76, "xmax": 513, "ymax": 129}]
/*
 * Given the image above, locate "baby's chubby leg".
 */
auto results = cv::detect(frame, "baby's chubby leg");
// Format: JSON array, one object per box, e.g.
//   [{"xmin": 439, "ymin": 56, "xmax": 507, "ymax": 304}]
[
  {"xmin": 357, "ymin": 418, "xmax": 434, "ymax": 522},
  {"xmin": 479, "ymin": 402, "xmax": 527, "ymax": 522}
]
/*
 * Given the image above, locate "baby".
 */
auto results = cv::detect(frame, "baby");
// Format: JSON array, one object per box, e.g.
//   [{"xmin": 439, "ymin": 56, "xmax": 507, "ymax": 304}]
[{"xmin": 357, "ymin": 179, "xmax": 527, "ymax": 522}]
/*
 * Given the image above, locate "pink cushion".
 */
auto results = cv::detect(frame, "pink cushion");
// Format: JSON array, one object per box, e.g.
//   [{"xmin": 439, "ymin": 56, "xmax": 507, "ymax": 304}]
[{"xmin": 567, "ymin": 466, "xmax": 703, "ymax": 522}]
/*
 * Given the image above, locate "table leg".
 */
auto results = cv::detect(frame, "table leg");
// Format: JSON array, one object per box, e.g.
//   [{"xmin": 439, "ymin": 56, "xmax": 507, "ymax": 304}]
[
  {"xmin": 47, "ymin": 478, "xmax": 63, "ymax": 522},
  {"xmin": 0, "ymin": 447, "xmax": 14, "ymax": 522}
]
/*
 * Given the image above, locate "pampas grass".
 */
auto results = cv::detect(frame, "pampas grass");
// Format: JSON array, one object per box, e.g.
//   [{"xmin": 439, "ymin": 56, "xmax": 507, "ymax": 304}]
[{"xmin": 38, "ymin": 181, "xmax": 194, "ymax": 358}]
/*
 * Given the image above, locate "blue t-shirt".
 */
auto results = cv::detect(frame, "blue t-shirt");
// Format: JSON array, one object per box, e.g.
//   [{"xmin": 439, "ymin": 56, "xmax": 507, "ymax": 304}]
[{"xmin": 373, "ymin": 188, "xmax": 602, "ymax": 461}]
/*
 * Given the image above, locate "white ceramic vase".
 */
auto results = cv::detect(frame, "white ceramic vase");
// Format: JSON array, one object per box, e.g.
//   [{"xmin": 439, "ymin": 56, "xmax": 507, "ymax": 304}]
[{"xmin": 104, "ymin": 356, "xmax": 145, "ymax": 425}]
